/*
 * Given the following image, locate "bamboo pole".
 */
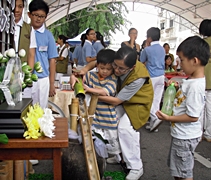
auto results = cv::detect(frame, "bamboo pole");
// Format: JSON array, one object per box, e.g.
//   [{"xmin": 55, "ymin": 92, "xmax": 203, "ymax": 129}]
[
  {"xmin": 88, "ymin": 94, "xmax": 98, "ymax": 125},
  {"xmin": 69, "ymin": 98, "xmax": 79, "ymax": 132}
]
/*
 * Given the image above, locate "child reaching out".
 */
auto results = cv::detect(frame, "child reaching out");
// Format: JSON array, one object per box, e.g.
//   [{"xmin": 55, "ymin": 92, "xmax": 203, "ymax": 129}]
[
  {"xmin": 83, "ymin": 49, "xmax": 121, "ymax": 157},
  {"xmin": 156, "ymin": 36, "xmax": 210, "ymax": 180}
]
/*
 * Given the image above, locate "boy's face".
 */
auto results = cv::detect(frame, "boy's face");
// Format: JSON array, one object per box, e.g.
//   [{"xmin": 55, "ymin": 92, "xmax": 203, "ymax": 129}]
[
  {"xmin": 164, "ymin": 45, "xmax": 170, "ymax": 54},
  {"xmin": 28, "ymin": 10, "xmax": 47, "ymax": 30},
  {"xmin": 15, "ymin": 0, "xmax": 24, "ymax": 23},
  {"xmin": 96, "ymin": 63, "xmax": 113, "ymax": 79},
  {"xmin": 178, "ymin": 51, "xmax": 195, "ymax": 75}
]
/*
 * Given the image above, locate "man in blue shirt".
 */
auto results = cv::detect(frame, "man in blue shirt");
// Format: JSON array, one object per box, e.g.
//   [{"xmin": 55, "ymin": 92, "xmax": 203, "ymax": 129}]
[{"xmin": 140, "ymin": 27, "xmax": 165, "ymax": 132}]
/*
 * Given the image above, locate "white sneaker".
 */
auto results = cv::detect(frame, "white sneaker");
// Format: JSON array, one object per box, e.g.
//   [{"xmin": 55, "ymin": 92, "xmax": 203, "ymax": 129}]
[
  {"xmin": 106, "ymin": 156, "xmax": 120, "ymax": 164},
  {"xmin": 126, "ymin": 168, "xmax": 143, "ymax": 180},
  {"xmin": 29, "ymin": 160, "xmax": 39, "ymax": 165},
  {"xmin": 145, "ymin": 125, "xmax": 151, "ymax": 130},
  {"xmin": 146, "ymin": 125, "xmax": 158, "ymax": 132},
  {"xmin": 150, "ymin": 119, "xmax": 163, "ymax": 132}
]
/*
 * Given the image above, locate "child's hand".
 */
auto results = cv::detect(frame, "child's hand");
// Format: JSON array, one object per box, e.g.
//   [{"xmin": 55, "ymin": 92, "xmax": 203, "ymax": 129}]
[
  {"xmin": 83, "ymin": 84, "xmax": 90, "ymax": 93},
  {"xmin": 166, "ymin": 80, "xmax": 179, "ymax": 88},
  {"xmin": 156, "ymin": 110, "xmax": 170, "ymax": 121},
  {"xmin": 70, "ymin": 74, "xmax": 79, "ymax": 89}
]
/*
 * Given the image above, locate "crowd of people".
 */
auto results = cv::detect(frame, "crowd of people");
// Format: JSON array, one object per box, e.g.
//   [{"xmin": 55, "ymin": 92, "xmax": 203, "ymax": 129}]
[{"xmin": 13, "ymin": 0, "xmax": 210, "ymax": 179}]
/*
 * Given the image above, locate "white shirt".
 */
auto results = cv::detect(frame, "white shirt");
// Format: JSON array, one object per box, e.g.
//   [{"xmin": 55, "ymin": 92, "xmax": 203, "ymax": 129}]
[
  {"xmin": 59, "ymin": 44, "xmax": 68, "ymax": 58},
  {"xmin": 14, "ymin": 18, "xmax": 37, "ymax": 52},
  {"xmin": 171, "ymin": 77, "xmax": 205, "ymax": 139}
]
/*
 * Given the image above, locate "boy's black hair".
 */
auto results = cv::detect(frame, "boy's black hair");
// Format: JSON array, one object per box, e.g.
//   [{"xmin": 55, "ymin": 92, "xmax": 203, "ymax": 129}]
[
  {"xmin": 199, "ymin": 19, "xmax": 211, "ymax": 37},
  {"xmin": 97, "ymin": 49, "xmax": 115, "ymax": 65},
  {"xmin": 115, "ymin": 46, "xmax": 137, "ymax": 68},
  {"xmin": 147, "ymin": 27, "xmax": 160, "ymax": 41},
  {"xmin": 177, "ymin": 36, "xmax": 210, "ymax": 66},
  {"xmin": 29, "ymin": 0, "xmax": 49, "ymax": 15}
]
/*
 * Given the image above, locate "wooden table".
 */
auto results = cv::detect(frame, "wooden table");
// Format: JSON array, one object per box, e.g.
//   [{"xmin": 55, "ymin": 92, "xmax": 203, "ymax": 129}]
[{"xmin": 0, "ymin": 118, "xmax": 69, "ymax": 180}]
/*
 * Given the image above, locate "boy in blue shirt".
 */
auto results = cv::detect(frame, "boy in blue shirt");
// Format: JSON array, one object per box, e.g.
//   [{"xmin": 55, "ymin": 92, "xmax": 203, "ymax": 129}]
[
  {"xmin": 156, "ymin": 36, "xmax": 210, "ymax": 180},
  {"xmin": 28, "ymin": 0, "xmax": 58, "ymax": 108}
]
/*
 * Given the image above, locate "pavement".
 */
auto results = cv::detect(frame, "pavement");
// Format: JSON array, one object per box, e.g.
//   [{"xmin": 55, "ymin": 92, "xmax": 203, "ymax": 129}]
[{"xmin": 33, "ymin": 121, "xmax": 211, "ymax": 180}]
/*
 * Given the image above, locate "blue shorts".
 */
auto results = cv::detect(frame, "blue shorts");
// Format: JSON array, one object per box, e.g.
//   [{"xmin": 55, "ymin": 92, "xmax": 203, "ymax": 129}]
[{"xmin": 168, "ymin": 137, "xmax": 200, "ymax": 178}]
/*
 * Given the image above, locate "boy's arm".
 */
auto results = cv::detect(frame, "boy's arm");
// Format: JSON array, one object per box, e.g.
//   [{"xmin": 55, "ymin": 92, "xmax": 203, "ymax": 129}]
[
  {"xmin": 49, "ymin": 58, "xmax": 56, "ymax": 97},
  {"xmin": 98, "ymin": 96, "xmax": 123, "ymax": 106},
  {"xmin": 156, "ymin": 110, "xmax": 198, "ymax": 123},
  {"xmin": 84, "ymin": 85, "xmax": 108, "ymax": 96},
  {"xmin": 28, "ymin": 27, "xmax": 37, "ymax": 69},
  {"xmin": 27, "ymin": 48, "xmax": 35, "ymax": 69}
]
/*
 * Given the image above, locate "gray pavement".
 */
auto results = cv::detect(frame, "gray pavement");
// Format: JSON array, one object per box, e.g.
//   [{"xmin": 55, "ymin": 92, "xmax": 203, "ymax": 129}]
[{"xmin": 33, "ymin": 121, "xmax": 211, "ymax": 180}]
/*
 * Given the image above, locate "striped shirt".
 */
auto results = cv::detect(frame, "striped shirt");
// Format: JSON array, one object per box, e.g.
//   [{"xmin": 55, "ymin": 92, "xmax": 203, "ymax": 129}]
[{"xmin": 85, "ymin": 71, "xmax": 118, "ymax": 129}]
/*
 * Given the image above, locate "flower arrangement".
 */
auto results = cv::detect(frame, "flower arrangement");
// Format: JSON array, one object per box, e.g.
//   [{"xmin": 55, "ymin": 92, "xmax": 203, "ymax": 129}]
[
  {"xmin": 22, "ymin": 104, "xmax": 55, "ymax": 139},
  {"xmin": 0, "ymin": 48, "xmax": 43, "ymax": 104}
]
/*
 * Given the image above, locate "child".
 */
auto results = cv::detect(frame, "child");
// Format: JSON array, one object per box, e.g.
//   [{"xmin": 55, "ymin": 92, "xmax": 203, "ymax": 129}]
[
  {"xmin": 165, "ymin": 55, "xmax": 174, "ymax": 72},
  {"xmin": 156, "ymin": 36, "xmax": 210, "ymax": 180},
  {"xmin": 83, "ymin": 49, "xmax": 121, "ymax": 157},
  {"xmin": 28, "ymin": 0, "xmax": 58, "ymax": 108}
]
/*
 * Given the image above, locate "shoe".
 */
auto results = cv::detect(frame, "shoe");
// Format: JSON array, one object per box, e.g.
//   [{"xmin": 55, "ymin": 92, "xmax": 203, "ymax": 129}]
[
  {"xmin": 146, "ymin": 125, "xmax": 158, "ymax": 132},
  {"xmin": 126, "ymin": 168, "xmax": 143, "ymax": 180},
  {"xmin": 145, "ymin": 125, "xmax": 150, "ymax": 130},
  {"xmin": 106, "ymin": 156, "xmax": 119, "ymax": 164},
  {"xmin": 150, "ymin": 119, "xmax": 163, "ymax": 132},
  {"xmin": 29, "ymin": 160, "xmax": 39, "ymax": 165}
]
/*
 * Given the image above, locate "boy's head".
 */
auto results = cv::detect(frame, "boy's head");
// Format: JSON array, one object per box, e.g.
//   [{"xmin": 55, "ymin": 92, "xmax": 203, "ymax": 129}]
[
  {"xmin": 113, "ymin": 46, "xmax": 137, "ymax": 77},
  {"xmin": 176, "ymin": 36, "xmax": 210, "ymax": 75},
  {"xmin": 28, "ymin": 0, "xmax": 49, "ymax": 30},
  {"xmin": 199, "ymin": 19, "xmax": 211, "ymax": 37},
  {"xmin": 146, "ymin": 27, "xmax": 160, "ymax": 43},
  {"xmin": 96, "ymin": 49, "xmax": 115, "ymax": 78}
]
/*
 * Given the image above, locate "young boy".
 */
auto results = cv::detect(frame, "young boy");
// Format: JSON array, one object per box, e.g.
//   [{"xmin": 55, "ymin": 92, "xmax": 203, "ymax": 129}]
[
  {"xmin": 83, "ymin": 49, "xmax": 121, "ymax": 157},
  {"xmin": 156, "ymin": 36, "xmax": 210, "ymax": 180},
  {"xmin": 28, "ymin": 0, "xmax": 58, "ymax": 108}
]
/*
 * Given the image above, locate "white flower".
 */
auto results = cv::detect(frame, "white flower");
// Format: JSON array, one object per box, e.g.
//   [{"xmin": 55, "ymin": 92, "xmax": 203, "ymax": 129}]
[
  {"xmin": 0, "ymin": 53, "xmax": 3, "ymax": 60},
  {"xmin": 18, "ymin": 49, "xmax": 26, "ymax": 58},
  {"xmin": 3, "ymin": 50, "xmax": 8, "ymax": 57},
  {"xmin": 38, "ymin": 108, "xmax": 55, "ymax": 138},
  {"xmin": 7, "ymin": 48, "xmax": 16, "ymax": 58}
]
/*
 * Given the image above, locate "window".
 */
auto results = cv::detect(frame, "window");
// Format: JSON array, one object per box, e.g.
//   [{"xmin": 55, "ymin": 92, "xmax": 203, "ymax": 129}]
[
  {"xmin": 160, "ymin": 22, "xmax": 165, "ymax": 30},
  {"xmin": 169, "ymin": 19, "xmax": 174, "ymax": 28}
]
